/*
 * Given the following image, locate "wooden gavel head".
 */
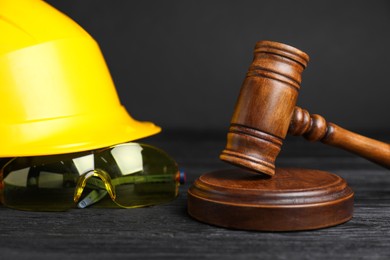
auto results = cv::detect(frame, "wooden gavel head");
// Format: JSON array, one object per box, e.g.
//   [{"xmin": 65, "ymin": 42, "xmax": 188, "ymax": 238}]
[{"xmin": 220, "ymin": 41, "xmax": 309, "ymax": 176}]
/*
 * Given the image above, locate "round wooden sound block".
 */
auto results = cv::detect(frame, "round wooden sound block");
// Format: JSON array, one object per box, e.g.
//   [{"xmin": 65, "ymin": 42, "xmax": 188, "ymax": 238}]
[{"xmin": 188, "ymin": 168, "xmax": 354, "ymax": 231}]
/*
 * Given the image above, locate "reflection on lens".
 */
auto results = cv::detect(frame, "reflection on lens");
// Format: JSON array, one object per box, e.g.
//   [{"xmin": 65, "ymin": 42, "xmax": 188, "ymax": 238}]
[
  {"xmin": 0, "ymin": 154, "xmax": 83, "ymax": 211},
  {"xmin": 90, "ymin": 143, "xmax": 180, "ymax": 208}
]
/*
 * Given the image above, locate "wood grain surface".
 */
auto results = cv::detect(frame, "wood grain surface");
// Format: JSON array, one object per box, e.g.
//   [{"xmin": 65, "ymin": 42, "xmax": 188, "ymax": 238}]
[{"xmin": 0, "ymin": 131, "xmax": 389, "ymax": 259}]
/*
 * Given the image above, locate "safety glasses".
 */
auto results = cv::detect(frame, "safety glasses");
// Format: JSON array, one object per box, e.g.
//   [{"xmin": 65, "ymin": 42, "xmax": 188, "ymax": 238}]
[{"xmin": 0, "ymin": 143, "xmax": 185, "ymax": 211}]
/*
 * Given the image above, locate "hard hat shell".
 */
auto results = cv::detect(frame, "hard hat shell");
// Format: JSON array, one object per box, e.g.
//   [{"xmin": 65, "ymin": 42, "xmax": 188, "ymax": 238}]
[{"xmin": 0, "ymin": 0, "xmax": 161, "ymax": 157}]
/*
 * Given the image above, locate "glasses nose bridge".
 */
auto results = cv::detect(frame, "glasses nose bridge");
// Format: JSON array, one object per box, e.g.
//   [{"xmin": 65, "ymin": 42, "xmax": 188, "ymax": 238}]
[{"xmin": 73, "ymin": 169, "xmax": 116, "ymax": 203}]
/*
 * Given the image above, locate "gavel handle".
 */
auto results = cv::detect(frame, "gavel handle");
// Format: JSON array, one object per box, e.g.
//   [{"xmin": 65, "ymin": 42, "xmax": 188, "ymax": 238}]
[{"xmin": 288, "ymin": 107, "xmax": 390, "ymax": 169}]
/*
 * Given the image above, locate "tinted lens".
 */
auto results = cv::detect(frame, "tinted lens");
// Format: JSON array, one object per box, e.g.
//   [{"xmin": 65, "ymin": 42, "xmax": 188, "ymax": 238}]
[
  {"xmin": 0, "ymin": 152, "xmax": 89, "ymax": 211},
  {"xmin": 93, "ymin": 143, "xmax": 179, "ymax": 208},
  {"xmin": 0, "ymin": 143, "xmax": 181, "ymax": 211}
]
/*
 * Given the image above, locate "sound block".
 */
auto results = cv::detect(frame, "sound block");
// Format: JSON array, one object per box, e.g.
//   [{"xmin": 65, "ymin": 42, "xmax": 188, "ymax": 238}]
[{"xmin": 188, "ymin": 168, "xmax": 354, "ymax": 231}]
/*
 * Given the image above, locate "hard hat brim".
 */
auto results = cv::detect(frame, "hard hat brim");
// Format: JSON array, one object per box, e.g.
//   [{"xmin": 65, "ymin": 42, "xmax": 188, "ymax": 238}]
[{"xmin": 0, "ymin": 106, "xmax": 161, "ymax": 157}]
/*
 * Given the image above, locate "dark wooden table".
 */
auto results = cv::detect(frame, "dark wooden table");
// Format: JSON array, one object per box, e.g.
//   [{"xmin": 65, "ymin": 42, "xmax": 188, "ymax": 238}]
[{"xmin": 1, "ymin": 131, "xmax": 389, "ymax": 259}]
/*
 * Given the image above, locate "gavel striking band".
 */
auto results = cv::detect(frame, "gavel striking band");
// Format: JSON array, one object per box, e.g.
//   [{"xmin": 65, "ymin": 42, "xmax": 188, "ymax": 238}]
[{"xmin": 220, "ymin": 41, "xmax": 390, "ymax": 176}]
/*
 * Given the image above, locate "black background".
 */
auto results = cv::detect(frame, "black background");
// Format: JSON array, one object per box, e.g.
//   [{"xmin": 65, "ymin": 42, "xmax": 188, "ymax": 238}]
[{"xmin": 45, "ymin": 0, "xmax": 390, "ymax": 133}]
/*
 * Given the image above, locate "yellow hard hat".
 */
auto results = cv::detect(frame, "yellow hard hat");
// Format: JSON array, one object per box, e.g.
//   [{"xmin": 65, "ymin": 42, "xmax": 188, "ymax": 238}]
[{"xmin": 0, "ymin": 0, "xmax": 161, "ymax": 157}]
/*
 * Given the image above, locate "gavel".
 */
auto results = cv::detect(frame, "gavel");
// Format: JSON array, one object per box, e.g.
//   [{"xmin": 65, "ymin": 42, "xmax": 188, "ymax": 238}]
[
  {"xmin": 220, "ymin": 40, "xmax": 390, "ymax": 176},
  {"xmin": 188, "ymin": 40, "xmax": 387, "ymax": 231},
  {"xmin": 187, "ymin": 40, "xmax": 380, "ymax": 231}
]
